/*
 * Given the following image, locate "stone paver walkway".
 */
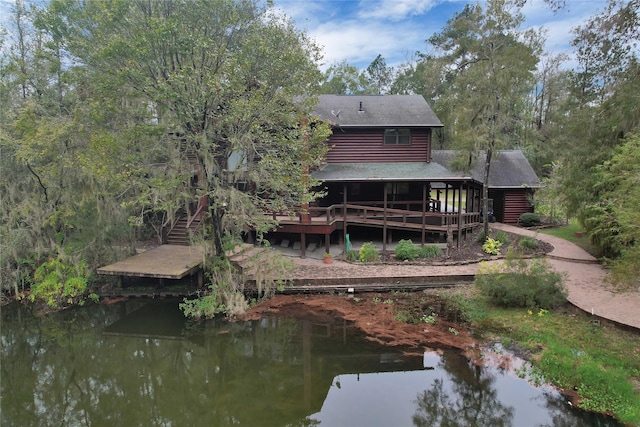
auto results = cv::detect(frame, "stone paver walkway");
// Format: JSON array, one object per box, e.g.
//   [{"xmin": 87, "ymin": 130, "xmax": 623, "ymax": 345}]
[{"xmin": 284, "ymin": 223, "xmax": 640, "ymax": 331}]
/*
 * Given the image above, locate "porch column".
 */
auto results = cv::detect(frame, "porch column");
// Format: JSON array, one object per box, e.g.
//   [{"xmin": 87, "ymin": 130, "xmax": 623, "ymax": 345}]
[
  {"xmin": 445, "ymin": 185, "xmax": 449, "ymax": 213},
  {"xmin": 457, "ymin": 182, "xmax": 463, "ymax": 247},
  {"xmin": 421, "ymin": 183, "xmax": 427, "ymax": 246},
  {"xmin": 383, "ymin": 183, "xmax": 388, "ymax": 252},
  {"xmin": 343, "ymin": 183, "xmax": 348, "ymax": 254}
]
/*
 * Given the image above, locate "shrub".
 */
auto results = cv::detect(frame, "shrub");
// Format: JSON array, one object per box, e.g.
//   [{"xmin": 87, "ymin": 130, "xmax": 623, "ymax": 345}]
[
  {"xmin": 395, "ymin": 239, "xmax": 419, "ymax": 261},
  {"xmin": 345, "ymin": 250, "xmax": 360, "ymax": 262},
  {"xmin": 29, "ymin": 258, "xmax": 91, "ymax": 308},
  {"xmin": 475, "ymin": 258, "xmax": 567, "ymax": 309},
  {"xmin": 518, "ymin": 236, "xmax": 539, "ymax": 250},
  {"xmin": 495, "ymin": 231, "xmax": 511, "ymax": 246},
  {"xmin": 180, "ymin": 285, "xmax": 226, "ymax": 320},
  {"xmin": 359, "ymin": 242, "xmax": 379, "ymax": 263},
  {"xmin": 419, "ymin": 245, "xmax": 443, "ymax": 258},
  {"xmin": 519, "ymin": 212, "xmax": 542, "ymax": 227},
  {"xmin": 482, "ymin": 237, "xmax": 503, "ymax": 255}
]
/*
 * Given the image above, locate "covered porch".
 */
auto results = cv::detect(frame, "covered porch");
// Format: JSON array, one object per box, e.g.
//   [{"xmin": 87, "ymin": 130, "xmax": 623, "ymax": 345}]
[{"xmin": 268, "ymin": 162, "xmax": 483, "ymax": 258}]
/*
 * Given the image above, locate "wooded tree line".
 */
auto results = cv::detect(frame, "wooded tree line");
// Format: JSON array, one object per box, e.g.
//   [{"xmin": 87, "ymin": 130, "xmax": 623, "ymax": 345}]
[
  {"xmin": 321, "ymin": 0, "xmax": 639, "ymax": 288},
  {"xmin": 1, "ymin": 0, "xmax": 638, "ymax": 303}
]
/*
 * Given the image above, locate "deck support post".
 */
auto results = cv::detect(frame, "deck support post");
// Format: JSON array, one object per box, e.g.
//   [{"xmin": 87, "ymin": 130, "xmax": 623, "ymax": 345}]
[
  {"xmin": 300, "ymin": 233, "xmax": 306, "ymax": 258},
  {"xmin": 325, "ymin": 233, "xmax": 331, "ymax": 254},
  {"xmin": 445, "ymin": 185, "xmax": 449, "ymax": 213},
  {"xmin": 421, "ymin": 183, "xmax": 427, "ymax": 246},
  {"xmin": 343, "ymin": 183, "xmax": 348, "ymax": 254},
  {"xmin": 457, "ymin": 182, "xmax": 463, "ymax": 247},
  {"xmin": 382, "ymin": 184, "xmax": 388, "ymax": 252}
]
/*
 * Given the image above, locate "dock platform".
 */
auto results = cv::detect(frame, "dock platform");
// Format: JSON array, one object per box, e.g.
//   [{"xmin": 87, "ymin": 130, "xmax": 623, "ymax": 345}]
[{"xmin": 97, "ymin": 245, "xmax": 204, "ymax": 279}]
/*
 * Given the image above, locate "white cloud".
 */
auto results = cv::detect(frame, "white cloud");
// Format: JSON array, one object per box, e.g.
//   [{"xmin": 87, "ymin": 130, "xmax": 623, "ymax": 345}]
[
  {"xmin": 357, "ymin": 0, "xmax": 437, "ymax": 21},
  {"xmin": 273, "ymin": 0, "xmax": 609, "ymax": 72},
  {"xmin": 313, "ymin": 19, "xmax": 425, "ymax": 68}
]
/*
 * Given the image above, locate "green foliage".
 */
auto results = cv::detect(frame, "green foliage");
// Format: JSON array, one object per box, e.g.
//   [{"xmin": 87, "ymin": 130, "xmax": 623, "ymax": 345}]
[
  {"xmin": 422, "ymin": 313, "xmax": 437, "ymax": 324},
  {"xmin": 394, "ymin": 239, "xmax": 419, "ymax": 261},
  {"xmin": 474, "ymin": 300, "xmax": 640, "ymax": 425},
  {"xmin": 482, "ymin": 237, "xmax": 502, "ymax": 255},
  {"xmin": 475, "ymin": 258, "xmax": 567, "ymax": 309},
  {"xmin": 519, "ymin": 212, "xmax": 542, "ymax": 227},
  {"xmin": 418, "ymin": 245, "xmax": 443, "ymax": 259},
  {"xmin": 180, "ymin": 286, "xmax": 226, "ymax": 320},
  {"xmin": 394, "ymin": 240, "xmax": 443, "ymax": 261},
  {"xmin": 580, "ymin": 135, "xmax": 640, "ymax": 289},
  {"xmin": 359, "ymin": 242, "xmax": 379, "ymax": 263},
  {"xmin": 345, "ymin": 250, "xmax": 359, "ymax": 262},
  {"xmin": 494, "ymin": 231, "xmax": 510, "ymax": 246},
  {"xmin": 29, "ymin": 257, "xmax": 90, "ymax": 308},
  {"xmin": 517, "ymin": 236, "xmax": 539, "ymax": 250}
]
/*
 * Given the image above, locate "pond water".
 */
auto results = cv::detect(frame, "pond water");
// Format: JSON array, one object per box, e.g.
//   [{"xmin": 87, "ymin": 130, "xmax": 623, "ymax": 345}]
[{"xmin": 1, "ymin": 299, "xmax": 623, "ymax": 427}]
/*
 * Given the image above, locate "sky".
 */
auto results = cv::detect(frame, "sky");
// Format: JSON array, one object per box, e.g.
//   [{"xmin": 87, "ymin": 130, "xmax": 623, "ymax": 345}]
[
  {"xmin": 270, "ymin": 0, "xmax": 608, "ymax": 70},
  {"xmin": 0, "ymin": 0, "xmax": 607, "ymax": 71}
]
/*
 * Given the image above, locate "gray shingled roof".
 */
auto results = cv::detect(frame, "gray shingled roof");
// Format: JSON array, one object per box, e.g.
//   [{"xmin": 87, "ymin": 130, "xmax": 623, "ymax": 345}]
[
  {"xmin": 313, "ymin": 95, "xmax": 443, "ymax": 128},
  {"xmin": 312, "ymin": 162, "xmax": 472, "ymax": 182},
  {"xmin": 430, "ymin": 150, "xmax": 542, "ymax": 188}
]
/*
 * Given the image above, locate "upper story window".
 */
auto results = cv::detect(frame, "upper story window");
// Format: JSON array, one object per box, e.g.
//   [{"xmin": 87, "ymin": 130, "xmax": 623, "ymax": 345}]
[{"xmin": 384, "ymin": 128, "xmax": 411, "ymax": 145}]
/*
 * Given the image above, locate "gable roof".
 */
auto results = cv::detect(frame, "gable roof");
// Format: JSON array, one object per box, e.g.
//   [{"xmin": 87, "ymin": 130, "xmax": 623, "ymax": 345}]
[
  {"xmin": 430, "ymin": 150, "xmax": 542, "ymax": 188},
  {"xmin": 313, "ymin": 95, "xmax": 443, "ymax": 128}
]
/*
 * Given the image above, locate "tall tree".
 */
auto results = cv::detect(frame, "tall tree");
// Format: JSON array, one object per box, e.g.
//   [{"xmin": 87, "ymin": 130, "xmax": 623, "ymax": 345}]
[
  {"xmin": 426, "ymin": 0, "xmax": 540, "ymax": 237},
  {"xmin": 364, "ymin": 54, "xmax": 394, "ymax": 94},
  {"xmin": 1, "ymin": 0, "xmax": 331, "ymax": 309},
  {"xmin": 558, "ymin": 0, "xmax": 640, "ymax": 233},
  {"xmin": 319, "ymin": 60, "xmax": 368, "ymax": 94}
]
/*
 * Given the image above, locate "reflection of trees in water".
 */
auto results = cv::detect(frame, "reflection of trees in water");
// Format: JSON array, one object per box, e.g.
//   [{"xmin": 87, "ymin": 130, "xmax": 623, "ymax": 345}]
[
  {"xmin": 1, "ymin": 303, "xmax": 312, "ymax": 427},
  {"xmin": 538, "ymin": 390, "xmax": 616, "ymax": 427},
  {"xmin": 412, "ymin": 353, "xmax": 514, "ymax": 427}
]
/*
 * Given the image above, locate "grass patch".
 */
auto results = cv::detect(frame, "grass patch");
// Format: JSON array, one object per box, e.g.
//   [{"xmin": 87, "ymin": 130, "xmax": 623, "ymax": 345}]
[
  {"xmin": 540, "ymin": 219, "xmax": 600, "ymax": 257},
  {"xmin": 449, "ymin": 288, "xmax": 640, "ymax": 425}
]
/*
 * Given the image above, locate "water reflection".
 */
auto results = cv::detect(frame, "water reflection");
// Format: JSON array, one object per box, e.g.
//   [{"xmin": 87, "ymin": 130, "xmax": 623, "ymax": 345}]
[{"xmin": 1, "ymin": 300, "xmax": 623, "ymax": 427}]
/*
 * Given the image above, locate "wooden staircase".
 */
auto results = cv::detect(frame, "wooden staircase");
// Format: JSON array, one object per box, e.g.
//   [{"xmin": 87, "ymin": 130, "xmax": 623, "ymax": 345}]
[{"xmin": 165, "ymin": 212, "xmax": 204, "ymax": 246}]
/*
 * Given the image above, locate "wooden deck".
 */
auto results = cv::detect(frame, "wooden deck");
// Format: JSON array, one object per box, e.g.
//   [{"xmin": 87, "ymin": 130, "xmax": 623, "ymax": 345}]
[
  {"xmin": 97, "ymin": 245, "xmax": 204, "ymax": 279},
  {"xmin": 273, "ymin": 204, "xmax": 481, "ymax": 235}
]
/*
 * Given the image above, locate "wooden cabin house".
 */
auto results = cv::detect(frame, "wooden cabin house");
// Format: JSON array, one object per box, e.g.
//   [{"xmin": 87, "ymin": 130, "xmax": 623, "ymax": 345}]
[
  {"xmin": 164, "ymin": 95, "xmax": 540, "ymax": 255},
  {"xmin": 267, "ymin": 95, "xmax": 470, "ymax": 255}
]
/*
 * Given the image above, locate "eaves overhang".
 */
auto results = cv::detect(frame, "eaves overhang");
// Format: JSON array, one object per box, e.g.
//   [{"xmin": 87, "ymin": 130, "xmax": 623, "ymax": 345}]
[{"xmin": 312, "ymin": 162, "xmax": 474, "ymax": 182}]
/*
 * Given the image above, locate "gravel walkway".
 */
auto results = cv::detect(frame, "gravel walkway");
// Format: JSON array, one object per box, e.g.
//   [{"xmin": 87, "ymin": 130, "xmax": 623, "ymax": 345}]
[{"xmin": 282, "ymin": 223, "xmax": 640, "ymax": 331}]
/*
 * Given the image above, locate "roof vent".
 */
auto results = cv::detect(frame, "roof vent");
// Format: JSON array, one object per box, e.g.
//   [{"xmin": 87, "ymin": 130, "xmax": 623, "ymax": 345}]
[{"xmin": 358, "ymin": 101, "xmax": 364, "ymax": 112}]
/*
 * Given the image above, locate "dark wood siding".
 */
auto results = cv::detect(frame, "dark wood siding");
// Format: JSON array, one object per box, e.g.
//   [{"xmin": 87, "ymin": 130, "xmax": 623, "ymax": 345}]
[
  {"xmin": 503, "ymin": 189, "xmax": 534, "ymax": 224},
  {"xmin": 489, "ymin": 189, "xmax": 534, "ymax": 224},
  {"xmin": 325, "ymin": 128, "xmax": 431, "ymax": 163}
]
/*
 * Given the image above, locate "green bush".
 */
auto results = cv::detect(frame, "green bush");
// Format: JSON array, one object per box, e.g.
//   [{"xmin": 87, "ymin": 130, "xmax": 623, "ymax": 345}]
[
  {"xmin": 482, "ymin": 237, "xmax": 503, "ymax": 255},
  {"xmin": 359, "ymin": 242, "xmax": 379, "ymax": 263},
  {"xmin": 29, "ymin": 258, "xmax": 91, "ymax": 308},
  {"xmin": 394, "ymin": 239, "xmax": 419, "ymax": 261},
  {"xmin": 475, "ymin": 258, "xmax": 567, "ymax": 309},
  {"xmin": 518, "ymin": 236, "xmax": 539, "ymax": 250},
  {"xmin": 519, "ymin": 212, "xmax": 542, "ymax": 227},
  {"xmin": 345, "ymin": 250, "xmax": 360, "ymax": 262},
  {"xmin": 419, "ymin": 245, "xmax": 443, "ymax": 258},
  {"xmin": 495, "ymin": 231, "xmax": 511, "ymax": 246}
]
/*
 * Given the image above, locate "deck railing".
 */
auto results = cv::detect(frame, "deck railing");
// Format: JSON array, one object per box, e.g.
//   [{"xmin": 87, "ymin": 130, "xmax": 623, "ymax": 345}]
[{"xmin": 269, "ymin": 203, "xmax": 480, "ymax": 230}]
